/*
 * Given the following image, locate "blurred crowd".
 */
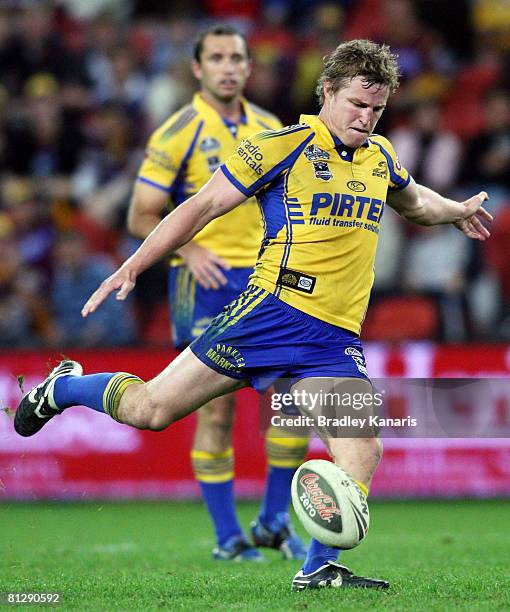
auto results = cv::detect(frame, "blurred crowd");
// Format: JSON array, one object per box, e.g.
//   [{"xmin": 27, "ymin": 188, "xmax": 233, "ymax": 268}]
[{"xmin": 1, "ymin": 0, "xmax": 510, "ymax": 348}]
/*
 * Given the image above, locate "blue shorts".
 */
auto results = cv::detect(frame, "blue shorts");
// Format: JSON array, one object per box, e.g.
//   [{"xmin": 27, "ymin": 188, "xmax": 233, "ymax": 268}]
[
  {"xmin": 190, "ymin": 285, "xmax": 369, "ymax": 393},
  {"xmin": 168, "ymin": 266, "xmax": 252, "ymax": 349}
]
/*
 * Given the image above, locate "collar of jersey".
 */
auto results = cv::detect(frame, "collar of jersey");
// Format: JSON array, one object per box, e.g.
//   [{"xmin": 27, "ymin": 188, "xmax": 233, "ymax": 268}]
[
  {"xmin": 193, "ymin": 92, "xmax": 249, "ymax": 128},
  {"xmin": 299, "ymin": 114, "xmax": 371, "ymax": 160}
]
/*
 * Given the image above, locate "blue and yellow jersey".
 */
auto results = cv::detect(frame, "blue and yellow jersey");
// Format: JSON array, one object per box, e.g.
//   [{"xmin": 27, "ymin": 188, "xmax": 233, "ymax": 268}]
[
  {"xmin": 221, "ymin": 114, "xmax": 410, "ymax": 334},
  {"xmin": 137, "ymin": 93, "xmax": 281, "ymax": 267}
]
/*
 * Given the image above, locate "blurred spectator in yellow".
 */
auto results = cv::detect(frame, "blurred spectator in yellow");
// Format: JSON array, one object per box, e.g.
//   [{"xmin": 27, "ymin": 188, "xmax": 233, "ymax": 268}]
[{"xmin": 473, "ymin": 0, "xmax": 510, "ymax": 51}]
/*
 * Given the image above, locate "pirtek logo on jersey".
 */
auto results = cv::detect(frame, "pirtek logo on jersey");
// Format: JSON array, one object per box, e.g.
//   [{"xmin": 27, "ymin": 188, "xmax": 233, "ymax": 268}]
[{"xmin": 311, "ymin": 192, "xmax": 384, "ymax": 223}]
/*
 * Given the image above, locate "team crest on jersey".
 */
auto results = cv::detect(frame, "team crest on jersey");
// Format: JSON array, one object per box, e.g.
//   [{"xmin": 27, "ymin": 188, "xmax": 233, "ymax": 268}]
[
  {"xmin": 313, "ymin": 161, "xmax": 333, "ymax": 181},
  {"xmin": 200, "ymin": 137, "xmax": 220, "ymax": 152},
  {"xmin": 372, "ymin": 160, "xmax": 388, "ymax": 179},
  {"xmin": 304, "ymin": 144, "xmax": 330, "ymax": 162}
]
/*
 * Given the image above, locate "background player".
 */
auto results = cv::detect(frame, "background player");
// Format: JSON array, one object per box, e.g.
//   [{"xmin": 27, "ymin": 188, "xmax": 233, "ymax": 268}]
[
  {"xmin": 15, "ymin": 40, "xmax": 491, "ymax": 590},
  {"xmin": 127, "ymin": 24, "xmax": 308, "ymax": 561}
]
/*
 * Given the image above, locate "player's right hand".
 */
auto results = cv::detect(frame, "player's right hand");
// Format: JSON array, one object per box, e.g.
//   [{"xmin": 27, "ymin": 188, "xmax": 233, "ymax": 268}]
[
  {"xmin": 178, "ymin": 242, "xmax": 230, "ymax": 290},
  {"xmin": 81, "ymin": 267, "xmax": 136, "ymax": 317}
]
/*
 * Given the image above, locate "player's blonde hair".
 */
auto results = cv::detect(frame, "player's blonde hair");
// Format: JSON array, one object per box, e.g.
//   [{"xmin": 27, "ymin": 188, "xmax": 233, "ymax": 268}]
[{"xmin": 316, "ymin": 39, "xmax": 400, "ymax": 104}]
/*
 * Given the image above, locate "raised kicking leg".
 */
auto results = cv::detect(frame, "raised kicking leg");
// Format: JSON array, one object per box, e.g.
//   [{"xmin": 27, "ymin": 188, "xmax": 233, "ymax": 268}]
[{"xmin": 14, "ymin": 349, "xmax": 245, "ymax": 437}]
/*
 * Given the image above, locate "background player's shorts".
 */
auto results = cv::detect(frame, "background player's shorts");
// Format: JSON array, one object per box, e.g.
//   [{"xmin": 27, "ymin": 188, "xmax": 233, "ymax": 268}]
[
  {"xmin": 169, "ymin": 266, "xmax": 252, "ymax": 349},
  {"xmin": 189, "ymin": 285, "xmax": 369, "ymax": 393}
]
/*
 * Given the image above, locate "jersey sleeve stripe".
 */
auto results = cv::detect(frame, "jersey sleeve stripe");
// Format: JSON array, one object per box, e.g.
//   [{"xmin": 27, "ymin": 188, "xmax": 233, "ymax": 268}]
[
  {"xmin": 256, "ymin": 119, "xmax": 273, "ymax": 130},
  {"xmin": 220, "ymin": 165, "xmax": 253, "ymax": 197},
  {"xmin": 388, "ymin": 174, "xmax": 411, "ymax": 190},
  {"xmin": 160, "ymin": 106, "xmax": 198, "ymax": 142},
  {"xmin": 257, "ymin": 125, "xmax": 309, "ymax": 140},
  {"xmin": 137, "ymin": 176, "xmax": 172, "ymax": 193}
]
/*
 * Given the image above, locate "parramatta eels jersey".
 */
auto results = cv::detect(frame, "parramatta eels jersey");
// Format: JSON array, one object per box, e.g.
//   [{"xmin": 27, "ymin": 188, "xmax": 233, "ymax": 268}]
[
  {"xmin": 221, "ymin": 114, "xmax": 411, "ymax": 334},
  {"xmin": 137, "ymin": 93, "xmax": 281, "ymax": 267}
]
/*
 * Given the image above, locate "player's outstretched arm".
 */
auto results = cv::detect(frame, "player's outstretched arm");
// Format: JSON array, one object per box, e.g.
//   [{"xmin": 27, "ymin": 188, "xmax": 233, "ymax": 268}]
[
  {"xmin": 82, "ymin": 171, "xmax": 246, "ymax": 317},
  {"xmin": 387, "ymin": 178, "xmax": 492, "ymax": 240}
]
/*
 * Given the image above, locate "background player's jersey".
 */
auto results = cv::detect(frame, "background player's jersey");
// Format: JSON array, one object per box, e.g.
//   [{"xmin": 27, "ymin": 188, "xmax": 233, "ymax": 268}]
[
  {"xmin": 137, "ymin": 93, "xmax": 281, "ymax": 267},
  {"xmin": 221, "ymin": 114, "xmax": 410, "ymax": 334}
]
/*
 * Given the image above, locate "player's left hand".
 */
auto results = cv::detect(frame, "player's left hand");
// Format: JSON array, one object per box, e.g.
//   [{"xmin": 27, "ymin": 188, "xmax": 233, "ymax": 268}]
[
  {"xmin": 454, "ymin": 191, "xmax": 492, "ymax": 241},
  {"xmin": 81, "ymin": 266, "xmax": 136, "ymax": 317}
]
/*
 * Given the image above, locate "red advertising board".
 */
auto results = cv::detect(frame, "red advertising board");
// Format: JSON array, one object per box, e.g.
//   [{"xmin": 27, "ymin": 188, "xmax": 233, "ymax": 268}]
[{"xmin": 1, "ymin": 344, "xmax": 510, "ymax": 499}]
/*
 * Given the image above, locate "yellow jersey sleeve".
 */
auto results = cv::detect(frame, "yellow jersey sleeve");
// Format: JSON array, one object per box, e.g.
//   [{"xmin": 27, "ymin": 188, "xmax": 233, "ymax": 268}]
[
  {"xmin": 221, "ymin": 125, "xmax": 315, "ymax": 198},
  {"xmin": 369, "ymin": 134, "xmax": 410, "ymax": 191},
  {"xmin": 137, "ymin": 105, "xmax": 201, "ymax": 195}
]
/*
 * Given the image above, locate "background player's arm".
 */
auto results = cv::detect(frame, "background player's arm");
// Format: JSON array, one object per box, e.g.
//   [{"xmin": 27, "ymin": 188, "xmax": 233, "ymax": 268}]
[
  {"xmin": 127, "ymin": 182, "xmax": 168, "ymax": 238},
  {"xmin": 82, "ymin": 171, "xmax": 246, "ymax": 316},
  {"xmin": 387, "ymin": 177, "xmax": 492, "ymax": 240},
  {"xmin": 127, "ymin": 181, "xmax": 229, "ymax": 290}
]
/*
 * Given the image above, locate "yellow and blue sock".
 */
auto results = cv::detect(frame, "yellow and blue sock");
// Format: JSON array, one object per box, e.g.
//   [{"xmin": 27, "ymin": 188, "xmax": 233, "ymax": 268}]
[
  {"xmin": 53, "ymin": 372, "xmax": 143, "ymax": 421},
  {"xmin": 191, "ymin": 447, "xmax": 242, "ymax": 546},
  {"xmin": 302, "ymin": 479, "xmax": 369, "ymax": 574},
  {"xmin": 258, "ymin": 426, "xmax": 309, "ymax": 526}
]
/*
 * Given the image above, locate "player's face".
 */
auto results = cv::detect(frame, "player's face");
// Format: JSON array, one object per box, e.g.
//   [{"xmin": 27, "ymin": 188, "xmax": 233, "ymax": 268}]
[
  {"xmin": 323, "ymin": 76, "xmax": 389, "ymax": 148},
  {"xmin": 192, "ymin": 34, "xmax": 251, "ymax": 103}
]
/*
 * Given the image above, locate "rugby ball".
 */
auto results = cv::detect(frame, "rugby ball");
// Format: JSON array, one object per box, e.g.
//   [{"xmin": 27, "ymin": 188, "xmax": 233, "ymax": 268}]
[{"xmin": 291, "ymin": 459, "xmax": 369, "ymax": 549}]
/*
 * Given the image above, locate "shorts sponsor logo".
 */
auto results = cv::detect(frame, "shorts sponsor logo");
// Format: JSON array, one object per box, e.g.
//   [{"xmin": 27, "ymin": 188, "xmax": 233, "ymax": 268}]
[
  {"xmin": 395, "ymin": 156, "xmax": 402, "ymax": 171},
  {"xmin": 298, "ymin": 471, "xmax": 343, "ymax": 530},
  {"xmin": 278, "ymin": 268, "xmax": 316, "ymax": 294},
  {"xmin": 205, "ymin": 343, "xmax": 245, "ymax": 372},
  {"xmin": 313, "ymin": 161, "xmax": 333, "ymax": 181},
  {"xmin": 304, "ymin": 144, "xmax": 330, "ymax": 161},
  {"xmin": 345, "ymin": 347, "xmax": 362, "ymax": 357},
  {"xmin": 350, "ymin": 354, "xmax": 368, "ymax": 376},
  {"xmin": 347, "ymin": 180, "xmax": 366, "ymax": 192}
]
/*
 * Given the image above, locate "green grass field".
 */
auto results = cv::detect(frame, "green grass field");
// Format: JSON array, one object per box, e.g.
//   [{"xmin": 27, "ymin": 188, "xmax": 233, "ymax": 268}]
[{"xmin": 1, "ymin": 500, "xmax": 509, "ymax": 610}]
